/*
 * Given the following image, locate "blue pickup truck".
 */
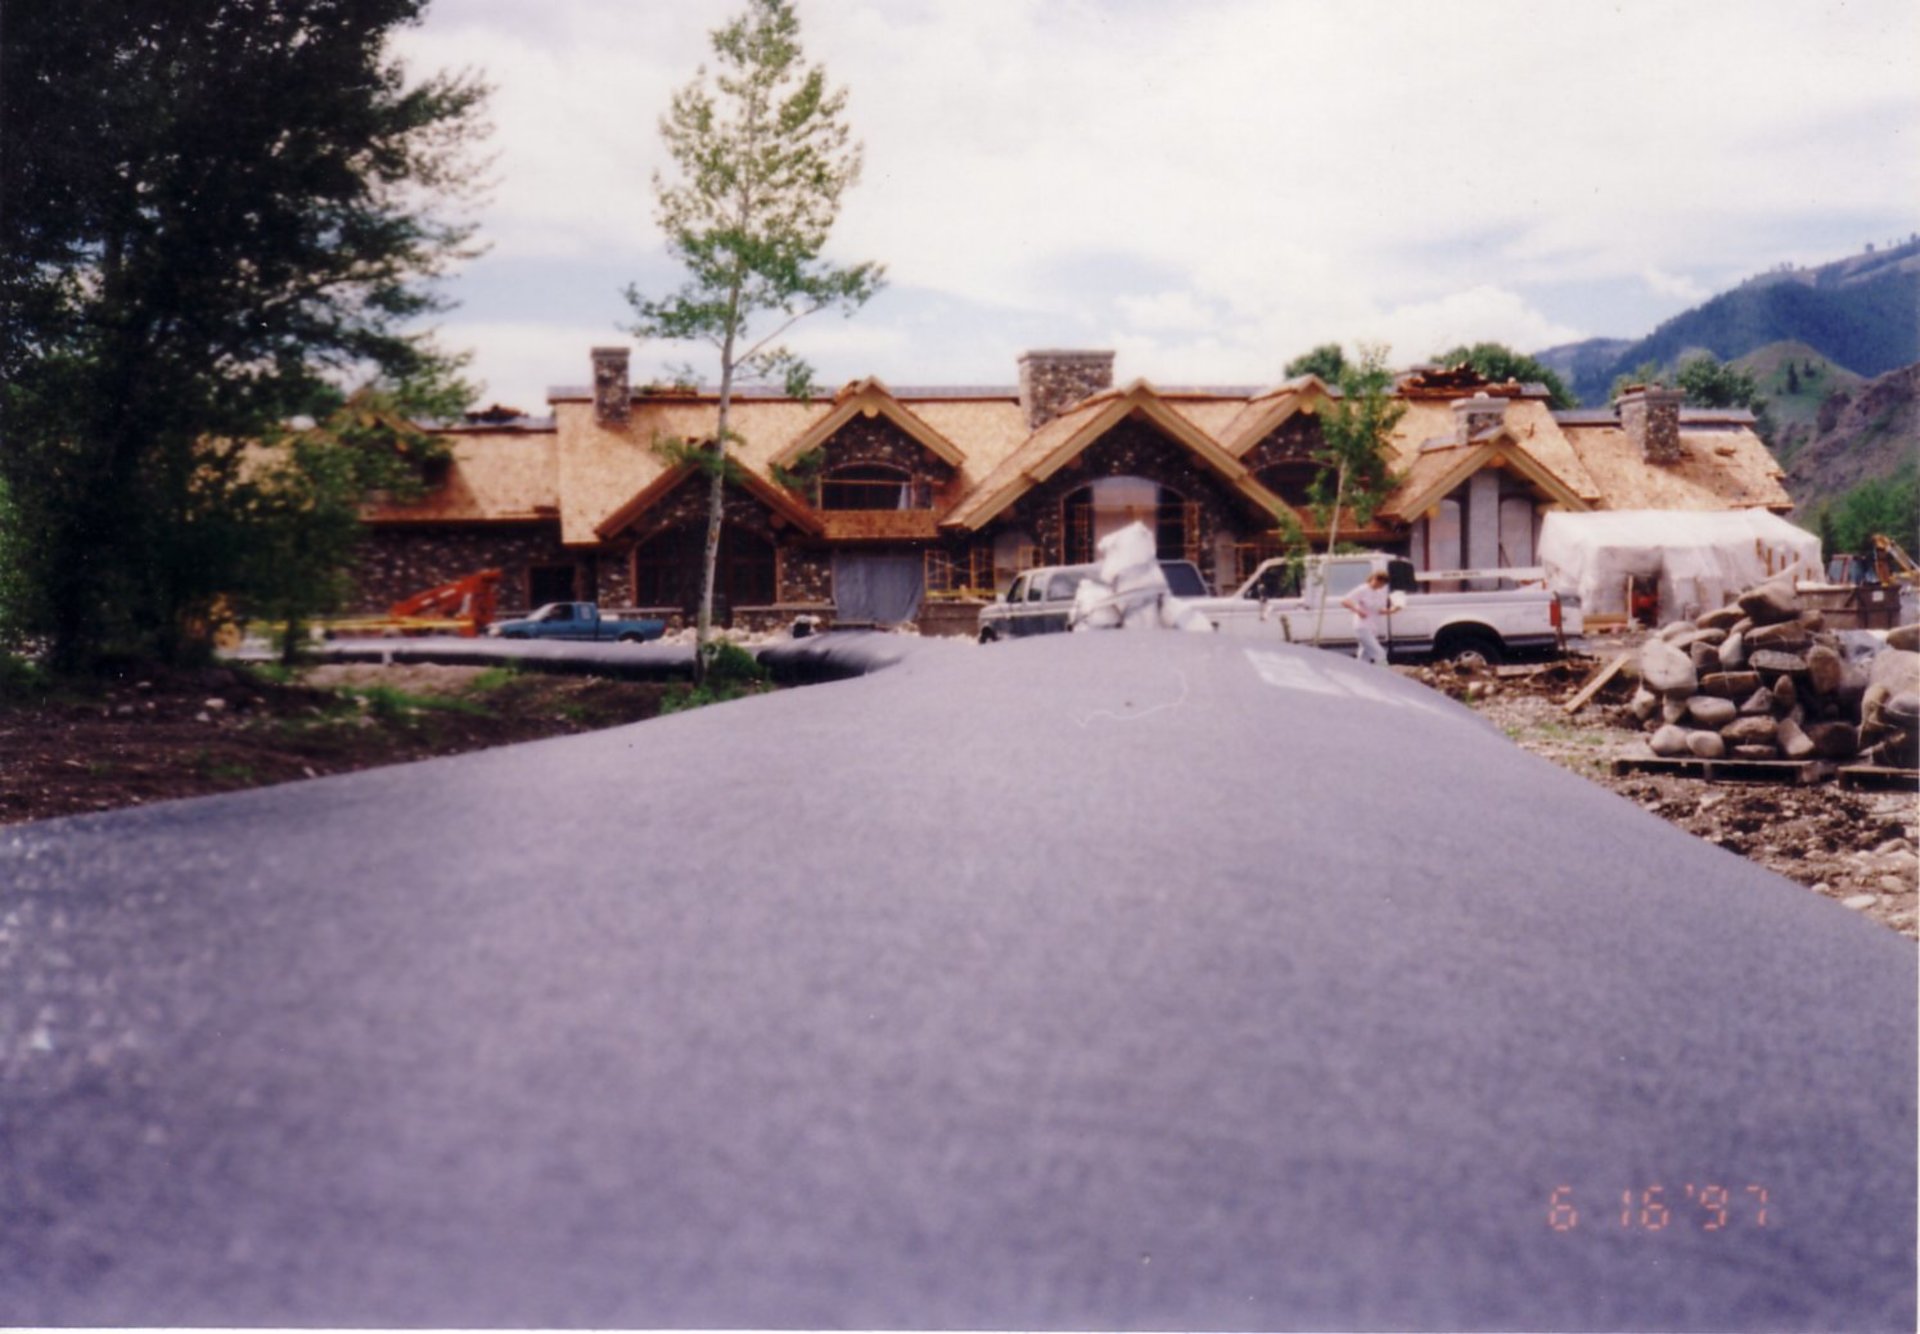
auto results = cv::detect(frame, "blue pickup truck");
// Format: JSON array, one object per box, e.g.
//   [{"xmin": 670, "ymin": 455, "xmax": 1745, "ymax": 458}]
[{"xmin": 486, "ymin": 602, "xmax": 666, "ymax": 643}]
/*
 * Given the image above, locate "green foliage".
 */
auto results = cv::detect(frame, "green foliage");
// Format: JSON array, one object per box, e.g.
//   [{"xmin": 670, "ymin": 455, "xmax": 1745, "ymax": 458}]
[
  {"xmin": 1432, "ymin": 342, "xmax": 1578, "ymax": 409},
  {"xmin": 1609, "ymin": 360, "xmax": 1669, "ymax": 403},
  {"xmin": 0, "ymin": 0, "xmax": 488, "ymax": 671},
  {"xmin": 662, "ymin": 640, "xmax": 771, "ymax": 713},
  {"xmin": 1675, "ymin": 353, "xmax": 1766, "ymax": 411},
  {"xmin": 1283, "ymin": 343, "xmax": 1348, "ymax": 382},
  {"xmin": 0, "ymin": 653, "xmax": 50, "ymax": 702},
  {"xmin": 0, "ymin": 473, "xmax": 29, "ymax": 650},
  {"xmin": 624, "ymin": 0, "xmax": 882, "ymax": 676},
  {"xmin": 1809, "ymin": 465, "xmax": 1920, "ymax": 560},
  {"xmin": 348, "ymin": 684, "xmax": 492, "ymax": 721},
  {"xmin": 237, "ymin": 371, "xmax": 468, "ymax": 665},
  {"xmin": 1309, "ymin": 344, "xmax": 1407, "ymax": 537},
  {"xmin": 768, "ymin": 447, "xmax": 826, "ymax": 494}
]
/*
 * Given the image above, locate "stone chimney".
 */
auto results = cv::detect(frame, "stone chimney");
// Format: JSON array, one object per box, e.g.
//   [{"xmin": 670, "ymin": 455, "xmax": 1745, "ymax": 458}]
[
  {"xmin": 1017, "ymin": 349, "xmax": 1115, "ymax": 429},
  {"xmin": 591, "ymin": 346, "xmax": 631, "ymax": 426},
  {"xmin": 1618, "ymin": 385, "xmax": 1685, "ymax": 465},
  {"xmin": 1451, "ymin": 391, "xmax": 1505, "ymax": 443}
]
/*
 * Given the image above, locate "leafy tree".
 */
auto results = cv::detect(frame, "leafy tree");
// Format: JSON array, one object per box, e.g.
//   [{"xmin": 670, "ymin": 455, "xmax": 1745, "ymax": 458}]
[
  {"xmin": 1812, "ymin": 466, "xmax": 1920, "ymax": 561},
  {"xmin": 1306, "ymin": 344, "xmax": 1406, "ymax": 644},
  {"xmin": 625, "ymin": 0, "xmax": 883, "ymax": 680},
  {"xmin": 1674, "ymin": 353, "xmax": 1766, "ymax": 412},
  {"xmin": 236, "ymin": 372, "xmax": 467, "ymax": 665},
  {"xmin": 1284, "ymin": 343, "xmax": 1347, "ymax": 382},
  {"xmin": 0, "ymin": 0, "xmax": 487, "ymax": 671},
  {"xmin": 1432, "ymin": 342, "xmax": 1578, "ymax": 409},
  {"xmin": 1785, "ymin": 362, "xmax": 1801, "ymax": 396}
]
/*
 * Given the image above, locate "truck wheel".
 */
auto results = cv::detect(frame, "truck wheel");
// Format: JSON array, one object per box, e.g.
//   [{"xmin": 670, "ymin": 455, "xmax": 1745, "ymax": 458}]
[
  {"xmin": 503, "ymin": 631, "xmax": 528, "ymax": 640},
  {"xmin": 617, "ymin": 633, "xmax": 643, "ymax": 643},
  {"xmin": 978, "ymin": 627, "xmax": 999, "ymax": 644},
  {"xmin": 1441, "ymin": 630, "xmax": 1503, "ymax": 668}
]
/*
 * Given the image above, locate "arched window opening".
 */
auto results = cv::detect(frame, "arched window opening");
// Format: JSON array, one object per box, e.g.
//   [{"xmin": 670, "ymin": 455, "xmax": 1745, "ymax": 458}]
[
  {"xmin": 820, "ymin": 463, "xmax": 921, "ymax": 510},
  {"xmin": 1063, "ymin": 477, "xmax": 1198, "ymax": 564}
]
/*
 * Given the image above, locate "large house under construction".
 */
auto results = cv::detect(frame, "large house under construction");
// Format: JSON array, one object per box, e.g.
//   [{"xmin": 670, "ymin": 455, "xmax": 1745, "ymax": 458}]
[{"xmin": 355, "ymin": 347, "xmax": 1793, "ymax": 632}]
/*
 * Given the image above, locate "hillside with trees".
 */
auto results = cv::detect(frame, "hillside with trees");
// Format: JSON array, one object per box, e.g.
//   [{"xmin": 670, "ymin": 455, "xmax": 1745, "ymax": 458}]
[{"xmin": 1536, "ymin": 239, "xmax": 1920, "ymax": 407}]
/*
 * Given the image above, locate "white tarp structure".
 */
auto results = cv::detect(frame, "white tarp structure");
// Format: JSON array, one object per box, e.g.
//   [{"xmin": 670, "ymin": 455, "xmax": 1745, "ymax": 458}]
[
  {"xmin": 1538, "ymin": 509, "xmax": 1821, "ymax": 619},
  {"xmin": 1070, "ymin": 522, "xmax": 1213, "ymax": 632}
]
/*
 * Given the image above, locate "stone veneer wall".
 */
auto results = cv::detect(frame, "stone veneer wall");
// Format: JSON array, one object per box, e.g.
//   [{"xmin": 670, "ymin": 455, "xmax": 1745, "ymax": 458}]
[
  {"xmin": 1018, "ymin": 350, "xmax": 1116, "ymax": 429},
  {"xmin": 1240, "ymin": 412, "xmax": 1327, "ymax": 476},
  {"xmin": 353, "ymin": 523, "xmax": 578, "ymax": 613},
  {"xmin": 1619, "ymin": 387, "xmax": 1686, "ymax": 465},
  {"xmin": 992, "ymin": 416, "xmax": 1251, "ymax": 589},
  {"xmin": 595, "ymin": 474, "xmax": 833, "ymax": 619},
  {"xmin": 815, "ymin": 414, "xmax": 959, "ymax": 503}
]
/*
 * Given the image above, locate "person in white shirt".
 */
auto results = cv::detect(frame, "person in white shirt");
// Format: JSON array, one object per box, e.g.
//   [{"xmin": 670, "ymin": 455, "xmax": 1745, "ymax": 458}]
[{"xmin": 1340, "ymin": 568, "xmax": 1392, "ymax": 665}]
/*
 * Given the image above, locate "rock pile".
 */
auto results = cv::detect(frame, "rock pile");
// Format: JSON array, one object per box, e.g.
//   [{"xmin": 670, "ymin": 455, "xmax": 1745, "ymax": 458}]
[{"xmin": 1631, "ymin": 577, "xmax": 1920, "ymax": 769}]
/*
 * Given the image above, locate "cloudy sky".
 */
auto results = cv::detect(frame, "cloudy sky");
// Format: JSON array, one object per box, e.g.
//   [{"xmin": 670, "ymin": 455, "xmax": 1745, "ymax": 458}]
[{"xmin": 393, "ymin": 0, "xmax": 1918, "ymax": 411}]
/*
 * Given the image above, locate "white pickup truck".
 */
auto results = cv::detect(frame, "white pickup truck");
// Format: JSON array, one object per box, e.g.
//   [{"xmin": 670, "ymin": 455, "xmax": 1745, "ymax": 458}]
[{"xmin": 1193, "ymin": 555, "xmax": 1580, "ymax": 664}]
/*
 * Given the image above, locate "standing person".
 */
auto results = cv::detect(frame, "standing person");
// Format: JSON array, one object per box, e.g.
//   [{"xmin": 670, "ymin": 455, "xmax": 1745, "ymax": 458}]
[{"xmin": 1341, "ymin": 568, "xmax": 1392, "ymax": 665}]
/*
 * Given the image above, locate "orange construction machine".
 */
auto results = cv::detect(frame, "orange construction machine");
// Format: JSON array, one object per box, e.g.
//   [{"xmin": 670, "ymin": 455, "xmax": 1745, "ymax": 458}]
[{"xmin": 325, "ymin": 569, "xmax": 503, "ymax": 638}]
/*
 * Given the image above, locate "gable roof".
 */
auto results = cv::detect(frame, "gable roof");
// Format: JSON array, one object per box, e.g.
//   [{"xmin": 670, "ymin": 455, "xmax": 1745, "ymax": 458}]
[
  {"xmin": 1386, "ymin": 426, "xmax": 1595, "ymax": 520},
  {"xmin": 1216, "ymin": 375, "xmax": 1339, "ymax": 458},
  {"xmin": 593, "ymin": 459, "xmax": 822, "ymax": 542},
  {"xmin": 940, "ymin": 380, "xmax": 1285, "ymax": 532},
  {"xmin": 769, "ymin": 377, "xmax": 967, "ymax": 470}
]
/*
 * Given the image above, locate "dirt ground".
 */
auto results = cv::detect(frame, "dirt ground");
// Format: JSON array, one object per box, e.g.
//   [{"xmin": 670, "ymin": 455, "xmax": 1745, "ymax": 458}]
[
  {"xmin": 1405, "ymin": 653, "xmax": 1920, "ymax": 942},
  {"xmin": 0, "ymin": 661, "xmax": 672, "ymax": 826},
  {"xmin": 4, "ymin": 653, "xmax": 1915, "ymax": 941}
]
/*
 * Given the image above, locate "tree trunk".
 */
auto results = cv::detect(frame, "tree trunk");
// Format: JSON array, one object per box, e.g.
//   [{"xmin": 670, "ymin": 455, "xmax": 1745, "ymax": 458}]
[
  {"xmin": 696, "ymin": 322, "xmax": 740, "ymax": 686},
  {"xmin": 1310, "ymin": 460, "xmax": 1346, "ymax": 648}
]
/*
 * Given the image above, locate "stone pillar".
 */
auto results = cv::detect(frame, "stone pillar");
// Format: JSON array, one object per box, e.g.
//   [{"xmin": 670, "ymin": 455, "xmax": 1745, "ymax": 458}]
[
  {"xmin": 1451, "ymin": 391, "xmax": 1504, "ymax": 443},
  {"xmin": 592, "ymin": 347, "xmax": 631, "ymax": 426},
  {"xmin": 1466, "ymin": 471, "xmax": 1502, "ymax": 589},
  {"xmin": 1618, "ymin": 386, "xmax": 1685, "ymax": 465},
  {"xmin": 1017, "ymin": 350, "xmax": 1115, "ymax": 429}
]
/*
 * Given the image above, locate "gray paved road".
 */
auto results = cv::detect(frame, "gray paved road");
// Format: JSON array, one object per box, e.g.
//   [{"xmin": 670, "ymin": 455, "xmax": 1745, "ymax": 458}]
[{"xmin": 1, "ymin": 635, "xmax": 1913, "ymax": 1329}]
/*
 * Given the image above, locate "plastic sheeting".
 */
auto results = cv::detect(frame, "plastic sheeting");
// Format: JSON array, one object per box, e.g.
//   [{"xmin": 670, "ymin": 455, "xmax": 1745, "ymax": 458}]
[
  {"xmin": 832, "ymin": 552, "xmax": 925, "ymax": 625},
  {"xmin": 1070, "ymin": 522, "xmax": 1213, "ymax": 632},
  {"xmin": 1538, "ymin": 509, "xmax": 1821, "ymax": 619}
]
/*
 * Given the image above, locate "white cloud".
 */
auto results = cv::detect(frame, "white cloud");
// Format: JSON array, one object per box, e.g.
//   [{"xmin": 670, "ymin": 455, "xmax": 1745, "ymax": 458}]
[{"xmin": 400, "ymin": 0, "xmax": 1920, "ymax": 383}]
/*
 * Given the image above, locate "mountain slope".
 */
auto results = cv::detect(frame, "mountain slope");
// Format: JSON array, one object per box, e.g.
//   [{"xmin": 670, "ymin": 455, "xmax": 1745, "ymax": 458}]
[
  {"xmin": 1783, "ymin": 361, "xmax": 1919, "ymax": 513},
  {"xmin": 1542, "ymin": 239, "xmax": 1920, "ymax": 406}
]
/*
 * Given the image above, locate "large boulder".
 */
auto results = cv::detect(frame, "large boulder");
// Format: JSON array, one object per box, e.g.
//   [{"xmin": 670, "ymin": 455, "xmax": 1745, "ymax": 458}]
[
  {"xmin": 1746, "ymin": 621, "xmax": 1811, "ymax": 652},
  {"xmin": 1750, "ymin": 649, "xmax": 1809, "ymax": 677},
  {"xmin": 1770, "ymin": 674, "xmax": 1800, "ymax": 714},
  {"xmin": 1638, "ymin": 639, "xmax": 1697, "ymax": 696},
  {"xmin": 1805, "ymin": 722, "xmax": 1860, "ymax": 760},
  {"xmin": 1649, "ymin": 725, "xmax": 1693, "ymax": 757},
  {"xmin": 1629, "ymin": 687, "xmax": 1658, "ymax": 722},
  {"xmin": 1718, "ymin": 631, "xmax": 1746, "ymax": 669},
  {"xmin": 1685, "ymin": 696, "xmax": 1738, "ymax": 728},
  {"xmin": 1688, "ymin": 641, "xmax": 1722, "ymax": 673},
  {"xmin": 1805, "ymin": 645, "xmax": 1844, "ymax": 697},
  {"xmin": 1701, "ymin": 670, "xmax": 1761, "ymax": 698},
  {"xmin": 1731, "ymin": 743, "xmax": 1781, "ymax": 760},
  {"xmin": 1722, "ymin": 716, "xmax": 1780, "ymax": 746},
  {"xmin": 1696, "ymin": 606, "xmax": 1745, "ymax": 632},
  {"xmin": 1776, "ymin": 716, "xmax": 1817, "ymax": 761},
  {"xmin": 1868, "ymin": 648, "xmax": 1920, "ymax": 695},
  {"xmin": 1738, "ymin": 687, "xmax": 1775, "ymax": 716},
  {"xmin": 1737, "ymin": 579, "xmax": 1801, "ymax": 626},
  {"xmin": 1886, "ymin": 622, "xmax": 1920, "ymax": 652},
  {"xmin": 1686, "ymin": 731, "xmax": 1727, "ymax": 759}
]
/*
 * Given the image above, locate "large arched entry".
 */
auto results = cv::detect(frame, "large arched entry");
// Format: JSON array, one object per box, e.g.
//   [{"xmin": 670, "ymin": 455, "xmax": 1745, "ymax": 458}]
[
  {"xmin": 631, "ymin": 521, "xmax": 776, "ymax": 624},
  {"xmin": 1062, "ymin": 477, "xmax": 1198, "ymax": 564}
]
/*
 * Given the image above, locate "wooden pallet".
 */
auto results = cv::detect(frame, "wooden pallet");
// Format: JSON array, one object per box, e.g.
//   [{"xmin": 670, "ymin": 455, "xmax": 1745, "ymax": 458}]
[
  {"xmin": 1837, "ymin": 765, "xmax": 1920, "ymax": 793},
  {"xmin": 1610, "ymin": 756, "xmax": 1837, "ymax": 785}
]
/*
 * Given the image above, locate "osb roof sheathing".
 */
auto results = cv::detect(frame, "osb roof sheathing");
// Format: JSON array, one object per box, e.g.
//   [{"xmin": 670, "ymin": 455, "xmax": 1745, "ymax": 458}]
[
  {"xmin": 1563, "ymin": 424, "xmax": 1793, "ymax": 512},
  {"xmin": 365, "ymin": 432, "xmax": 558, "ymax": 524}
]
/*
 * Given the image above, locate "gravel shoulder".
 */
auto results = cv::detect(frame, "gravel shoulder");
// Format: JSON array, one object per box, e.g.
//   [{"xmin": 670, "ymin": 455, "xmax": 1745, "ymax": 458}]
[{"xmin": 1408, "ymin": 654, "xmax": 1919, "ymax": 941}]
